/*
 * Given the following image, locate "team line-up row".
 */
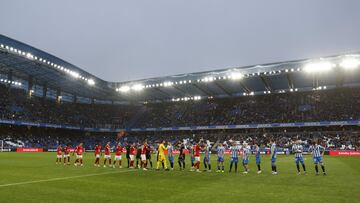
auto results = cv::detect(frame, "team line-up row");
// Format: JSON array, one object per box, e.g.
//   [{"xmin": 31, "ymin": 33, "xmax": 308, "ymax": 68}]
[{"xmin": 54, "ymin": 140, "xmax": 327, "ymax": 175}]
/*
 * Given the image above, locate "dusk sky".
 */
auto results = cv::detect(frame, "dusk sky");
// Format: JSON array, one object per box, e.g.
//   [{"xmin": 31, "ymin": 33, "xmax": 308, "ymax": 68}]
[{"xmin": 1, "ymin": 0, "xmax": 360, "ymax": 82}]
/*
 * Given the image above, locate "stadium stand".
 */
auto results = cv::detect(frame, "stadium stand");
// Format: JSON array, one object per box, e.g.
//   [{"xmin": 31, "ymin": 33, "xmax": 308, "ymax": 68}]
[{"xmin": 0, "ymin": 34, "xmax": 359, "ymax": 151}]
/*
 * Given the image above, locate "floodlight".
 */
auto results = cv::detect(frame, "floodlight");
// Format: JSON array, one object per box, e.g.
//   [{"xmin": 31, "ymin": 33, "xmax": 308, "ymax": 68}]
[
  {"xmin": 87, "ymin": 79, "xmax": 95, "ymax": 86},
  {"xmin": 304, "ymin": 62, "xmax": 334, "ymax": 73},
  {"xmin": 230, "ymin": 72, "xmax": 243, "ymax": 80},
  {"xmin": 119, "ymin": 86, "xmax": 130, "ymax": 92},
  {"xmin": 340, "ymin": 58, "xmax": 360, "ymax": 69},
  {"xmin": 70, "ymin": 71, "xmax": 80, "ymax": 78},
  {"xmin": 132, "ymin": 84, "xmax": 144, "ymax": 91}
]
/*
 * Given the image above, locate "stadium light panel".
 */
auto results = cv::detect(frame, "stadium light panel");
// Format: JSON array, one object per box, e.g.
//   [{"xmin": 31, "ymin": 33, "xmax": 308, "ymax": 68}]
[
  {"xmin": 70, "ymin": 71, "xmax": 80, "ymax": 78},
  {"xmin": 132, "ymin": 84, "xmax": 144, "ymax": 91},
  {"xmin": 230, "ymin": 72, "xmax": 243, "ymax": 80},
  {"xmin": 87, "ymin": 79, "xmax": 95, "ymax": 86},
  {"xmin": 304, "ymin": 62, "xmax": 334, "ymax": 73},
  {"xmin": 119, "ymin": 86, "xmax": 130, "ymax": 92},
  {"xmin": 340, "ymin": 58, "xmax": 360, "ymax": 70}
]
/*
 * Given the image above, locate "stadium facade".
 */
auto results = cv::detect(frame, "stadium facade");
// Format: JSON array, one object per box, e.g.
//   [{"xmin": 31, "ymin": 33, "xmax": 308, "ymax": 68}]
[{"xmin": 0, "ymin": 34, "xmax": 360, "ymax": 132}]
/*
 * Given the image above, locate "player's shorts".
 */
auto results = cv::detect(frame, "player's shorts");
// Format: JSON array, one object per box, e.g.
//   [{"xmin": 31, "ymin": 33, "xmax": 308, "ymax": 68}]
[
  {"xmin": 295, "ymin": 157, "xmax": 304, "ymax": 164},
  {"xmin": 57, "ymin": 155, "xmax": 62, "ymax": 159},
  {"xmin": 158, "ymin": 154, "xmax": 165, "ymax": 162},
  {"xmin": 313, "ymin": 156, "xmax": 323, "ymax": 164},
  {"xmin": 194, "ymin": 156, "xmax": 200, "ymax": 162},
  {"xmin": 141, "ymin": 154, "xmax": 146, "ymax": 161},
  {"xmin": 146, "ymin": 154, "xmax": 151, "ymax": 159},
  {"xmin": 129, "ymin": 155, "xmax": 135, "ymax": 161},
  {"xmin": 76, "ymin": 155, "xmax": 83, "ymax": 159},
  {"xmin": 104, "ymin": 155, "xmax": 111, "ymax": 159},
  {"xmin": 136, "ymin": 154, "xmax": 141, "ymax": 159},
  {"xmin": 178, "ymin": 154, "xmax": 185, "ymax": 161},
  {"xmin": 217, "ymin": 157, "xmax": 224, "ymax": 162},
  {"xmin": 256, "ymin": 157, "xmax": 261, "ymax": 165},
  {"xmin": 64, "ymin": 154, "xmax": 70, "ymax": 158},
  {"xmin": 231, "ymin": 157, "xmax": 238, "ymax": 163},
  {"xmin": 191, "ymin": 157, "xmax": 195, "ymax": 163},
  {"xmin": 271, "ymin": 157, "xmax": 276, "ymax": 163},
  {"xmin": 95, "ymin": 154, "xmax": 100, "ymax": 158},
  {"xmin": 203, "ymin": 156, "xmax": 210, "ymax": 162},
  {"xmin": 242, "ymin": 159, "xmax": 249, "ymax": 165}
]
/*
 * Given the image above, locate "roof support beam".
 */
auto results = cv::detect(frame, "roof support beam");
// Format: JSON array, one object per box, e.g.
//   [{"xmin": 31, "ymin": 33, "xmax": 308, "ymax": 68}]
[
  {"xmin": 191, "ymin": 83, "xmax": 213, "ymax": 96},
  {"xmin": 238, "ymin": 81, "xmax": 251, "ymax": 93},
  {"xmin": 260, "ymin": 76, "xmax": 272, "ymax": 91},
  {"xmin": 214, "ymin": 81, "xmax": 232, "ymax": 96},
  {"xmin": 286, "ymin": 73, "xmax": 294, "ymax": 89}
]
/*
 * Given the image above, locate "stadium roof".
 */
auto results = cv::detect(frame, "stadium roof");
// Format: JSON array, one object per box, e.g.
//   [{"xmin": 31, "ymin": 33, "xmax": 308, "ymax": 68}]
[{"xmin": 1, "ymin": 34, "xmax": 360, "ymax": 103}]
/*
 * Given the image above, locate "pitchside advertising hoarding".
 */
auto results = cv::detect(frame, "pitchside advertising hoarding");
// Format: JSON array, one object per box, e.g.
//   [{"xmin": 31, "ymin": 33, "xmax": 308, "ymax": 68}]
[
  {"xmin": 328, "ymin": 150, "xmax": 360, "ymax": 156},
  {"xmin": 12, "ymin": 148, "xmax": 360, "ymax": 156},
  {"xmin": 16, "ymin": 148, "xmax": 44, "ymax": 152}
]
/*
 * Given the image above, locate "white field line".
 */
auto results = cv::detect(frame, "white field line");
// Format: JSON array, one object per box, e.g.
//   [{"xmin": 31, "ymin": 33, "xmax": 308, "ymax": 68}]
[{"xmin": 0, "ymin": 169, "xmax": 134, "ymax": 188}]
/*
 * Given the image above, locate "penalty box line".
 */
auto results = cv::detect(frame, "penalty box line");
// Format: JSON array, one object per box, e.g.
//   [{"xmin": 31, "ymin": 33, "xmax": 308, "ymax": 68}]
[{"xmin": 0, "ymin": 169, "xmax": 134, "ymax": 188}]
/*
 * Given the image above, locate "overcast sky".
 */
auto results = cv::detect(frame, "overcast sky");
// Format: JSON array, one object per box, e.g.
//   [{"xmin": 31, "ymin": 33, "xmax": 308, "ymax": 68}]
[{"xmin": 1, "ymin": 0, "xmax": 360, "ymax": 82}]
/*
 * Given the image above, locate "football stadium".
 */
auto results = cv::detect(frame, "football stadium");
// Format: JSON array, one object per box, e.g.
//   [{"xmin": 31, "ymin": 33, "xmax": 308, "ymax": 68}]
[{"xmin": 1, "ymin": 1, "xmax": 360, "ymax": 203}]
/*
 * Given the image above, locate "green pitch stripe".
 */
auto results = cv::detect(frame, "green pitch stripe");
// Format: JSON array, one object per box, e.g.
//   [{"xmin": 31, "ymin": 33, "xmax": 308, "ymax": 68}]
[{"xmin": 0, "ymin": 169, "xmax": 134, "ymax": 188}]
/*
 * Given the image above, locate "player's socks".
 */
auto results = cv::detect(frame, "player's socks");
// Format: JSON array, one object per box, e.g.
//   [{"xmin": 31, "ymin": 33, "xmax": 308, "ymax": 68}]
[
  {"xmin": 235, "ymin": 163, "xmax": 237, "ymax": 172},
  {"xmin": 208, "ymin": 164, "xmax": 211, "ymax": 170},
  {"xmin": 222, "ymin": 165, "xmax": 224, "ymax": 172},
  {"xmin": 315, "ymin": 165, "xmax": 319, "ymax": 174},
  {"xmin": 229, "ymin": 162, "xmax": 233, "ymax": 172},
  {"xmin": 296, "ymin": 164, "xmax": 300, "ymax": 173},
  {"xmin": 302, "ymin": 164, "xmax": 306, "ymax": 172},
  {"xmin": 257, "ymin": 164, "xmax": 261, "ymax": 171}
]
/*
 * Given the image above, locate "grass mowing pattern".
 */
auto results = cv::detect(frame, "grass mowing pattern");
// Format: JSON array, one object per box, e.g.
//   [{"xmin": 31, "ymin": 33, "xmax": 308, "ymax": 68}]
[{"xmin": 0, "ymin": 153, "xmax": 359, "ymax": 203}]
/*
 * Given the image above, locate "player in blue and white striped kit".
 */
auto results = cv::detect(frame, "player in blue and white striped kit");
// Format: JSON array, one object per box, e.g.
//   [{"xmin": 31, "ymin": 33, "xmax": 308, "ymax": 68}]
[
  {"xmin": 292, "ymin": 140, "xmax": 306, "ymax": 175},
  {"xmin": 270, "ymin": 140, "xmax": 277, "ymax": 174},
  {"xmin": 168, "ymin": 143, "xmax": 174, "ymax": 170},
  {"xmin": 203, "ymin": 142, "xmax": 212, "ymax": 172},
  {"xmin": 217, "ymin": 143, "xmax": 225, "ymax": 172},
  {"xmin": 189, "ymin": 143, "xmax": 195, "ymax": 171},
  {"xmin": 229, "ymin": 142, "xmax": 240, "ymax": 173},
  {"xmin": 309, "ymin": 140, "xmax": 326, "ymax": 175},
  {"xmin": 242, "ymin": 143, "xmax": 250, "ymax": 174},
  {"xmin": 254, "ymin": 143, "xmax": 262, "ymax": 174}
]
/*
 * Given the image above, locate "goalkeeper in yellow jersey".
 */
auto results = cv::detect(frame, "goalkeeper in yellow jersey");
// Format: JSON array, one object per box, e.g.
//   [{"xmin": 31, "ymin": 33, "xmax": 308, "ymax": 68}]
[{"xmin": 156, "ymin": 140, "xmax": 169, "ymax": 170}]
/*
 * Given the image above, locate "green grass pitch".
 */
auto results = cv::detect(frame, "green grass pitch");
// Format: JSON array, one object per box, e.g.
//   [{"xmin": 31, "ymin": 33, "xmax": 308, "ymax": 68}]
[{"xmin": 0, "ymin": 153, "xmax": 359, "ymax": 203}]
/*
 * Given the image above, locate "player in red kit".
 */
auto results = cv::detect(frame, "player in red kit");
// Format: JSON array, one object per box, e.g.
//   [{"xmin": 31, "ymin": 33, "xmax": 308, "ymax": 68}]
[
  {"xmin": 74, "ymin": 143, "xmax": 85, "ymax": 167},
  {"xmin": 56, "ymin": 145, "xmax": 62, "ymax": 164},
  {"xmin": 103, "ymin": 142, "xmax": 112, "ymax": 168},
  {"xmin": 129, "ymin": 143, "xmax": 136, "ymax": 168},
  {"xmin": 141, "ymin": 142, "xmax": 148, "ymax": 170},
  {"xmin": 63, "ymin": 144, "xmax": 71, "ymax": 165},
  {"xmin": 94, "ymin": 143, "xmax": 101, "ymax": 167},
  {"xmin": 113, "ymin": 143, "xmax": 123, "ymax": 168},
  {"xmin": 193, "ymin": 142, "xmax": 201, "ymax": 172}
]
